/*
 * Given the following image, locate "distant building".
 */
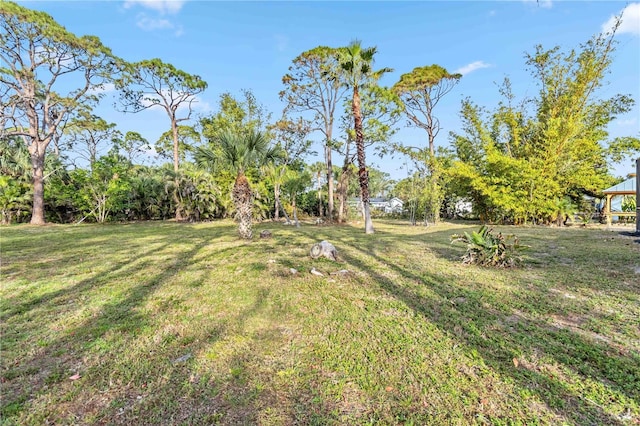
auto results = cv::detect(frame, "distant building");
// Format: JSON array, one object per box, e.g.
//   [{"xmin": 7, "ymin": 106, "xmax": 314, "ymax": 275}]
[
  {"xmin": 454, "ymin": 199, "xmax": 473, "ymax": 217},
  {"xmin": 349, "ymin": 197, "xmax": 404, "ymax": 214}
]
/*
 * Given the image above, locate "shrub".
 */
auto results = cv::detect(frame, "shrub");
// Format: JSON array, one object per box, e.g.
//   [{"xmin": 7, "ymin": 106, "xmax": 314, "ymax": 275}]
[{"xmin": 450, "ymin": 226, "xmax": 525, "ymax": 267}]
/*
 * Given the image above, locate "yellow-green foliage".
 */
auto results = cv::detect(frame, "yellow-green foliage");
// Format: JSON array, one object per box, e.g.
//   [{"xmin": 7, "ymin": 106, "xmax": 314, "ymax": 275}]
[{"xmin": 449, "ymin": 30, "xmax": 636, "ymax": 224}]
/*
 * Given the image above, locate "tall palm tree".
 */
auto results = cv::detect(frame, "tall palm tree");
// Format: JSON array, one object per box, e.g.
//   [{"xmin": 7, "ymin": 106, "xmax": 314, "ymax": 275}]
[
  {"xmin": 338, "ymin": 40, "xmax": 393, "ymax": 234},
  {"xmin": 195, "ymin": 129, "xmax": 278, "ymax": 239}
]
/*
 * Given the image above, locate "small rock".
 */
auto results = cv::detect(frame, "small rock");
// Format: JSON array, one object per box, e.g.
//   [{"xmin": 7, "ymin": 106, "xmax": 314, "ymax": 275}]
[
  {"xmin": 260, "ymin": 230, "xmax": 272, "ymax": 238},
  {"xmin": 330, "ymin": 269, "xmax": 351, "ymax": 276},
  {"xmin": 289, "ymin": 268, "xmax": 298, "ymax": 275},
  {"xmin": 310, "ymin": 267, "xmax": 324, "ymax": 276},
  {"xmin": 172, "ymin": 353, "xmax": 192, "ymax": 364},
  {"xmin": 267, "ymin": 259, "xmax": 277, "ymax": 264},
  {"xmin": 619, "ymin": 408, "xmax": 633, "ymax": 421}
]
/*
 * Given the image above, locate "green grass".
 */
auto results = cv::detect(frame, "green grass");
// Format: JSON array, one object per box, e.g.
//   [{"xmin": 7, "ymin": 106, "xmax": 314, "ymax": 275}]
[{"xmin": 1, "ymin": 220, "xmax": 639, "ymax": 425}]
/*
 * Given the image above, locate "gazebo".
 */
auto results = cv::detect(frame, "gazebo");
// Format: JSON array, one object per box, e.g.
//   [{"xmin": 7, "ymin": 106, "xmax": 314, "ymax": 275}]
[{"xmin": 602, "ymin": 173, "xmax": 636, "ymax": 226}]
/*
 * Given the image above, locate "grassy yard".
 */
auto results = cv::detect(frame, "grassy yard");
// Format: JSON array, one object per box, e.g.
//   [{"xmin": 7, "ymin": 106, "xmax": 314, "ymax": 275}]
[{"xmin": 1, "ymin": 220, "xmax": 639, "ymax": 425}]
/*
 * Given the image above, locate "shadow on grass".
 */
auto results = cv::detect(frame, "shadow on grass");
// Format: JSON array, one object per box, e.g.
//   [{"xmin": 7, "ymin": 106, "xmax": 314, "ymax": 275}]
[
  {"xmin": 0, "ymin": 222, "xmax": 239, "ymax": 322},
  {"xmin": 97, "ymin": 287, "xmax": 277, "ymax": 425},
  {"xmin": 2, "ymin": 221, "xmax": 337, "ymax": 424},
  {"xmin": 0, "ymin": 222, "xmax": 251, "ymax": 423},
  {"xmin": 330, "ymin": 227, "xmax": 637, "ymax": 425},
  {"xmin": 1, "ymin": 237, "xmax": 208, "ymax": 417},
  {"xmin": 618, "ymin": 230, "xmax": 640, "ymax": 244},
  {"xmin": 3, "ymin": 220, "xmax": 637, "ymax": 424}
]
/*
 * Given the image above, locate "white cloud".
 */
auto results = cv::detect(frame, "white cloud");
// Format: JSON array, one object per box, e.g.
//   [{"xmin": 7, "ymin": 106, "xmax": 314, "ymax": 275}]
[
  {"xmin": 123, "ymin": 0, "xmax": 186, "ymax": 15},
  {"xmin": 455, "ymin": 61, "xmax": 492, "ymax": 76},
  {"xmin": 186, "ymin": 96, "xmax": 212, "ymax": 113},
  {"xmin": 125, "ymin": 2, "xmax": 186, "ymax": 36},
  {"xmin": 602, "ymin": 3, "xmax": 640, "ymax": 36},
  {"xmin": 88, "ymin": 82, "xmax": 116, "ymax": 95},
  {"xmin": 135, "ymin": 13, "xmax": 184, "ymax": 36},
  {"xmin": 616, "ymin": 117, "xmax": 638, "ymax": 126},
  {"xmin": 136, "ymin": 14, "xmax": 174, "ymax": 31}
]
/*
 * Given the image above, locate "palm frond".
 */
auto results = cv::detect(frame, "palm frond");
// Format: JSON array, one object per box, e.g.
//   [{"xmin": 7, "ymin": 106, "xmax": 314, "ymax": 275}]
[
  {"xmin": 373, "ymin": 67, "xmax": 394, "ymax": 80},
  {"xmin": 194, "ymin": 146, "xmax": 220, "ymax": 171},
  {"xmin": 360, "ymin": 46, "xmax": 377, "ymax": 62}
]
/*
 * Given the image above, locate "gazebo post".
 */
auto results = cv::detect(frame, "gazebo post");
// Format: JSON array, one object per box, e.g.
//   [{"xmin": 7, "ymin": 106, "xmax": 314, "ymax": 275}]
[
  {"xmin": 602, "ymin": 172, "xmax": 636, "ymax": 228},
  {"xmin": 636, "ymin": 157, "xmax": 639, "ymax": 234}
]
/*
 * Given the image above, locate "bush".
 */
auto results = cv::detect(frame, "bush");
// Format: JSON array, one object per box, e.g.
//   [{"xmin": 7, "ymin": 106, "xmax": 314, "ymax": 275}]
[{"xmin": 450, "ymin": 226, "xmax": 525, "ymax": 267}]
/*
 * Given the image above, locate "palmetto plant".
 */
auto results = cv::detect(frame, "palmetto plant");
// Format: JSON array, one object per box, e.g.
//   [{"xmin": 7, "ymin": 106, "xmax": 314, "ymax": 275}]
[
  {"xmin": 0, "ymin": 137, "xmax": 32, "ymax": 223},
  {"xmin": 450, "ymin": 226, "xmax": 524, "ymax": 267},
  {"xmin": 196, "ymin": 129, "xmax": 279, "ymax": 239},
  {"xmin": 163, "ymin": 166, "xmax": 221, "ymax": 222},
  {"xmin": 128, "ymin": 173, "xmax": 167, "ymax": 220},
  {"xmin": 552, "ymin": 197, "xmax": 577, "ymax": 226}
]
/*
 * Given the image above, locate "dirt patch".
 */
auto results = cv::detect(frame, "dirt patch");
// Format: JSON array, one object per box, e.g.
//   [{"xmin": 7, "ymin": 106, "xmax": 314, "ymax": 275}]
[
  {"xmin": 548, "ymin": 314, "xmax": 614, "ymax": 346},
  {"xmin": 549, "ymin": 314, "xmax": 584, "ymax": 330}
]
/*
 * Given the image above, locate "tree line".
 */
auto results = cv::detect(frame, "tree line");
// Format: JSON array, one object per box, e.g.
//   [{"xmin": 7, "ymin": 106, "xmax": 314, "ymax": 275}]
[{"xmin": 2, "ymin": 2, "xmax": 638, "ymax": 236}]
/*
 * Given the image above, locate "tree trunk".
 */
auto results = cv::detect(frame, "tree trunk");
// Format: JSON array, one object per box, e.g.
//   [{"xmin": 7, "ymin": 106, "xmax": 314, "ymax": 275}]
[
  {"xmin": 363, "ymin": 201, "xmax": 373, "ymax": 233},
  {"xmin": 337, "ymin": 162, "xmax": 350, "ymax": 223},
  {"xmin": 171, "ymin": 118, "xmax": 180, "ymax": 173},
  {"xmin": 427, "ymin": 103, "xmax": 435, "ymax": 156},
  {"xmin": 293, "ymin": 197, "xmax": 300, "ymax": 228},
  {"xmin": 278, "ymin": 198, "xmax": 291, "ymax": 224},
  {"xmin": 317, "ymin": 186, "xmax": 323, "ymax": 217},
  {"xmin": 337, "ymin": 183, "xmax": 346, "ymax": 223},
  {"xmin": 352, "ymin": 86, "xmax": 374, "ymax": 234},
  {"xmin": 233, "ymin": 173, "xmax": 253, "ymax": 239},
  {"xmin": 172, "ymin": 178, "xmax": 185, "ymax": 222},
  {"xmin": 274, "ymin": 182, "xmax": 291, "ymax": 223},
  {"xmin": 274, "ymin": 183, "xmax": 280, "ymax": 221},
  {"xmin": 29, "ymin": 146, "xmax": 46, "ymax": 225},
  {"xmin": 171, "ymin": 118, "xmax": 184, "ymax": 222},
  {"xmin": 325, "ymin": 138, "xmax": 334, "ymax": 220},
  {"xmin": 410, "ymin": 200, "xmax": 416, "ymax": 226}
]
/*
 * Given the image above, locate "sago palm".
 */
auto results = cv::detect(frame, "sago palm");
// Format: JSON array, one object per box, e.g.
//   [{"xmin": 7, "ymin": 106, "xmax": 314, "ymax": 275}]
[{"xmin": 196, "ymin": 129, "xmax": 278, "ymax": 239}]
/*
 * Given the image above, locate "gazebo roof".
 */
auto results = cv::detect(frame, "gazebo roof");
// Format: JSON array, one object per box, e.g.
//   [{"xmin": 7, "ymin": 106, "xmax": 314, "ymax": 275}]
[{"xmin": 603, "ymin": 176, "xmax": 636, "ymax": 194}]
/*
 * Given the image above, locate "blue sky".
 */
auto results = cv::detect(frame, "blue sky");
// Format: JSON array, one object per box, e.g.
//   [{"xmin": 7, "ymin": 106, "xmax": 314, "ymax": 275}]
[{"xmin": 20, "ymin": 0, "xmax": 640, "ymax": 179}]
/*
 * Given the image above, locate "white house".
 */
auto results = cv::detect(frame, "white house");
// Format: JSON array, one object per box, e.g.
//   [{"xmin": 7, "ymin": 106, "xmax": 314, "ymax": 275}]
[{"xmin": 349, "ymin": 197, "xmax": 404, "ymax": 214}]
